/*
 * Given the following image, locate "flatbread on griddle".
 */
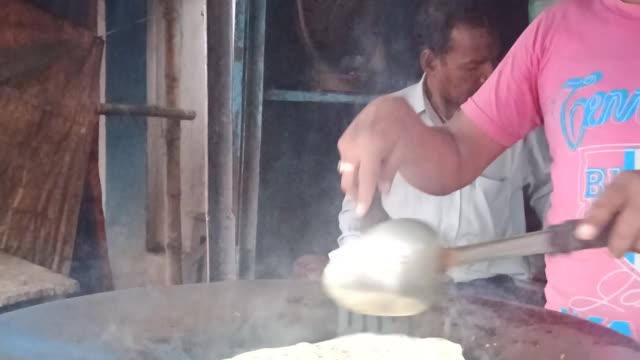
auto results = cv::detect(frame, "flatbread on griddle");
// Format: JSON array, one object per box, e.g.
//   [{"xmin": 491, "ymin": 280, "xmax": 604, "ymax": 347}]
[{"xmin": 226, "ymin": 333, "xmax": 465, "ymax": 359}]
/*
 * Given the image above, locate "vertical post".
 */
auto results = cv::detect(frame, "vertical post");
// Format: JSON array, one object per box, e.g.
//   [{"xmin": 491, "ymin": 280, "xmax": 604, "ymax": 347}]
[
  {"xmin": 163, "ymin": 0, "xmax": 183, "ymax": 284},
  {"xmin": 232, "ymin": 0, "xmax": 247, "ymax": 218},
  {"xmin": 145, "ymin": 0, "xmax": 166, "ymax": 255},
  {"xmin": 237, "ymin": 0, "xmax": 266, "ymax": 279},
  {"xmin": 206, "ymin": 0, "xmax": 237, "ymax": 281},
  {"xmin": 87, "ymin": 0, "xmax": 114, "ymax": 291}
]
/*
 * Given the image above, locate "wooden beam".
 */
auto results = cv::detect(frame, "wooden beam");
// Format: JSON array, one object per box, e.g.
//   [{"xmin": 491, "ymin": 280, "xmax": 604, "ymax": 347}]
[
  {"xmin": 207, "ymin": 0, "xmax": 237, "ymax": 281},
  {"xmin": 98, "ymin": 103, "xmax": 196, "ymax": 120},
  {"xmin": 162, "ymin": 0, "xmax": 183, "ymax": 285}
]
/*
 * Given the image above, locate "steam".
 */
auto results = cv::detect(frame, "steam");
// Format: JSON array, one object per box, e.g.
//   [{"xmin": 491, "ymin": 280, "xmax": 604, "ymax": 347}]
[{"xmin": 100, "ymin": 324, "xmax": 192, "ymax": 360}]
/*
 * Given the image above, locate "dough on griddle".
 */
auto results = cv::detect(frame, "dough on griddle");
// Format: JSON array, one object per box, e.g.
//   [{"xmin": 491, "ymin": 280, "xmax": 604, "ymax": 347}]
[{"xmin": 225, "ymin": 333, "xmax": 465, "ymax": 359}]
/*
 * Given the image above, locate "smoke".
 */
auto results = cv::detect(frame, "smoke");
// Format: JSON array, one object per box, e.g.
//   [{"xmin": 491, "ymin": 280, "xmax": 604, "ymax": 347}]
[{"xmin": 101, "ymin": 324, "xmax": 192, "ymax": 360}]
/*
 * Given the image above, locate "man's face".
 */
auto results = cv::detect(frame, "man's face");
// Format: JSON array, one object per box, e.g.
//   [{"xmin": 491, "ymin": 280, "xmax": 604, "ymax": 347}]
[{"xmin": 422, "ymin": 25, "xmax": 499, "ymax": 108}]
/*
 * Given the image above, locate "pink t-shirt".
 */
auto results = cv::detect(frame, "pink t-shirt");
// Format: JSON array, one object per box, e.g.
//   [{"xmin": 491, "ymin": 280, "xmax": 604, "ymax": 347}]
[{"xmin": 461, "ymin": 0, "xmax": 640, "ymax": 339}]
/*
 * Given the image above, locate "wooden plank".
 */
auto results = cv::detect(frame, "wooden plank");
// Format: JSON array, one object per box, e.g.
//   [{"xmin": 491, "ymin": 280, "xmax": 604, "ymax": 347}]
[{"xmin": 0, "ymin": 252, "xmax": 78, "ymax": 309}]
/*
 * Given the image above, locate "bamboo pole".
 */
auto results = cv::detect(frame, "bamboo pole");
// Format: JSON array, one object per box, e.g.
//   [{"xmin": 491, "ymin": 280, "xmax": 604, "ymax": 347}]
[{"xmin": 162, "ymin": 0, "xmax": 183, "ymax": 285}]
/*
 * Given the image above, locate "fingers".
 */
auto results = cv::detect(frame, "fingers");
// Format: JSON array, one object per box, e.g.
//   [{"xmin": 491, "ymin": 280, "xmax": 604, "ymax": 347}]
[
  {"xmin": 338, "ymin": 136, "xmax": 358, "ymax": 200},
  {"xmin": 338, "ymin": 128, "xmax": 386, "ymax": 216},
  {"xmin": 340, "ymin": 162, "xmax": 357, "ymax": 199},
  {"xmin": 336, "ymin": 96, "xmax": 408, "ymax": 215},
  {"xmin": 578, "ymin": 178, "xmax": 626, "ymax": 241},
  {"xmin": 339, "ymin": 149, "xmax": 400, "ymax": 215},
  {"xmin": 356, "ymin": 155, "xmax": 381, "ymax": 216},
  {"xmin": 577, "ymin": 171, "xmax": 640, "ymax": 258},
  {"xmin": 607, "ymin": 208, "xmax": 640, "ymax": 258}
]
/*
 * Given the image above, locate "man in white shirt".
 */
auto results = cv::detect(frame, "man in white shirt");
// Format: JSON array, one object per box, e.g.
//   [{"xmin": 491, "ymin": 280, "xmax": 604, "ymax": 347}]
[{"xmin": 295, "ymin": 0, "xmax": 551, "ymax": 304}]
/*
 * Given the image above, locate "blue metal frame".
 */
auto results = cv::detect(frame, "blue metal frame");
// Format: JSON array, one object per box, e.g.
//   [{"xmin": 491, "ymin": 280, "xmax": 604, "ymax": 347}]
[{"xmin": 264, "ymin": 89, "xmax": 375, "ymax": 104}]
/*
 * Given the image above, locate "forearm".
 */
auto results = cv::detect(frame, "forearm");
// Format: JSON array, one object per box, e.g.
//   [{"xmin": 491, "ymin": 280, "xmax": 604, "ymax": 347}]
[
  {"xmin": 337, "ymin": 96, "xmax": 507, "ymax": 213},
  {"xmin": 396, "ymin": 126, "xmax": 467, "ymax": 195},
  {"xmin": 393, "ymin": 107, "xmax": 504, "ymax": 195}
]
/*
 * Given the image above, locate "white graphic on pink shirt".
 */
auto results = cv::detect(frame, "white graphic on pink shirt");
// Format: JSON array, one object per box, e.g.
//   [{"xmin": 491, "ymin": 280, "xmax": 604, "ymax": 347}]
[
  {"xmin": 568, "ymin": 259, "xmax": 640, "ymax": 313},
  {"xmin": 559, "ymin": 144, "xmax": 640, "ymax": 338}
]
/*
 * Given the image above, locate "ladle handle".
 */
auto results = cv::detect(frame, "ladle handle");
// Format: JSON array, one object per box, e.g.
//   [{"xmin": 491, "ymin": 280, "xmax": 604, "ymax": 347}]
[{"xmin": 448, "ymin": 219, "xmax": 612, "ymax": 266}]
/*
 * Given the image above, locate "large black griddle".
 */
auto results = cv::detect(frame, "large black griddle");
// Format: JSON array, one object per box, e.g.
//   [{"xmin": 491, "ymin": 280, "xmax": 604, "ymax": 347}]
[{"xmin": 0, "ymin": 280, "xmax": 637, "ymax": 360}]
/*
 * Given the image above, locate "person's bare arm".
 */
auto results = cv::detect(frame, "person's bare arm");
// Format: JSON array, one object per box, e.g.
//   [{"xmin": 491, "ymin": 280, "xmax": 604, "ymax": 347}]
[
  {"xmin": 394, "ymin": 107, "xmax": 507, "ymax": 196},
  {"xmin": 337, "ymin": 96, "xmax": 506, "ymax": 215},
  {"xmin": 338, "ymin": 13, "xmax": 551, "ymax": 216}
]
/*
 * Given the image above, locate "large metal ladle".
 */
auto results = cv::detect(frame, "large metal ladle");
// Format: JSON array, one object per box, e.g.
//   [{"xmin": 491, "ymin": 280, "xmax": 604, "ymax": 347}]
[{"xmin": 322, "ymin": 218, "xmax": 609, "ymax": 317}]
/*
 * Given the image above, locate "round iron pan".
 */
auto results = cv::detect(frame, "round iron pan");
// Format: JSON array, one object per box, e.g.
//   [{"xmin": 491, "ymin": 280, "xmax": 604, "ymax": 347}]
[{"xmin": 0, "ymin": 280, "xmax": 636, "ymax": 360}]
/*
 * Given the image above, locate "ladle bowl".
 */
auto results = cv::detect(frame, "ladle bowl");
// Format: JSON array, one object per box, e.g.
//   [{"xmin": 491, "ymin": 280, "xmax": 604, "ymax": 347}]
[{"xmin": 322, "ymin": 219, "xmax": 447, "ymax": 316}]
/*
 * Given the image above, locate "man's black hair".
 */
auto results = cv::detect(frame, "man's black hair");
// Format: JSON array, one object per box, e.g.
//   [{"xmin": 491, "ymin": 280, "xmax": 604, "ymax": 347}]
[{"xmin": 415, "ymin": 0, "xmax": 499, "ymax": 56}]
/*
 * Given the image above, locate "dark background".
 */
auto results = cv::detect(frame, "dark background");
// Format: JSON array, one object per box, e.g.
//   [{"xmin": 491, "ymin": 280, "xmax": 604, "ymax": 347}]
[{"xmin": 256, "ymin": 0, "xmax": 531, "ymax": 278}]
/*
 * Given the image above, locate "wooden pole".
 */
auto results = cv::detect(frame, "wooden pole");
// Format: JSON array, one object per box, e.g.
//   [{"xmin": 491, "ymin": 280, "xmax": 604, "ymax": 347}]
[
  {"xmin": 207, "ymin": 0, "xmax": 237, "ymax": 281},
  {"xmin": 98, "ymin": 103, "xmax": 195, "ymax": 120},
  {"xmin": 86, "ymin": 0, "xmax": 114, "ymax": 292},
  {"xmin": 162, "ymin": 0, "xmax": 183, "ymax": 285}
]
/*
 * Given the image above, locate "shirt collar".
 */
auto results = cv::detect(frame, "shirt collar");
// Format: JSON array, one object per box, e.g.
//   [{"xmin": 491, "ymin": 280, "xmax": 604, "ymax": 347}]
[
  {"xmin": 403, "ymin": 75, "xmax": 428, "ymax": 114},
  {"xmin": 404, "ymin": 75, "xmax": 449, "ymax": 125}
]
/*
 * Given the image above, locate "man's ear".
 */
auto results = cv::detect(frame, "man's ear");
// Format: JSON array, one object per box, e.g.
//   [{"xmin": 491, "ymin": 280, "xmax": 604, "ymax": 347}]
[{"xmin": 419, "ymin": 49, "xmax": 438, "ymax": 74}]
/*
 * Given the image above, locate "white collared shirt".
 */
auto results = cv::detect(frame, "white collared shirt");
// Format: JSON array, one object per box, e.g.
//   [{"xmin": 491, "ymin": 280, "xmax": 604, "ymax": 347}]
[{"xmin": 337, "ymin": 78, "xmax": 552, "ymax": 282}]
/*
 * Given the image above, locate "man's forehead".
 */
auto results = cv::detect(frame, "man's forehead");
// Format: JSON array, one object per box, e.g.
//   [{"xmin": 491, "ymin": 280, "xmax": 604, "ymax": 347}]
[
  {"xmin": 449, "ymin": 24, "xmax": 497, "ymax": 44},
  {"xmin": 447, "ymin": 24, "xmax": 498, "ymax": 55}
]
